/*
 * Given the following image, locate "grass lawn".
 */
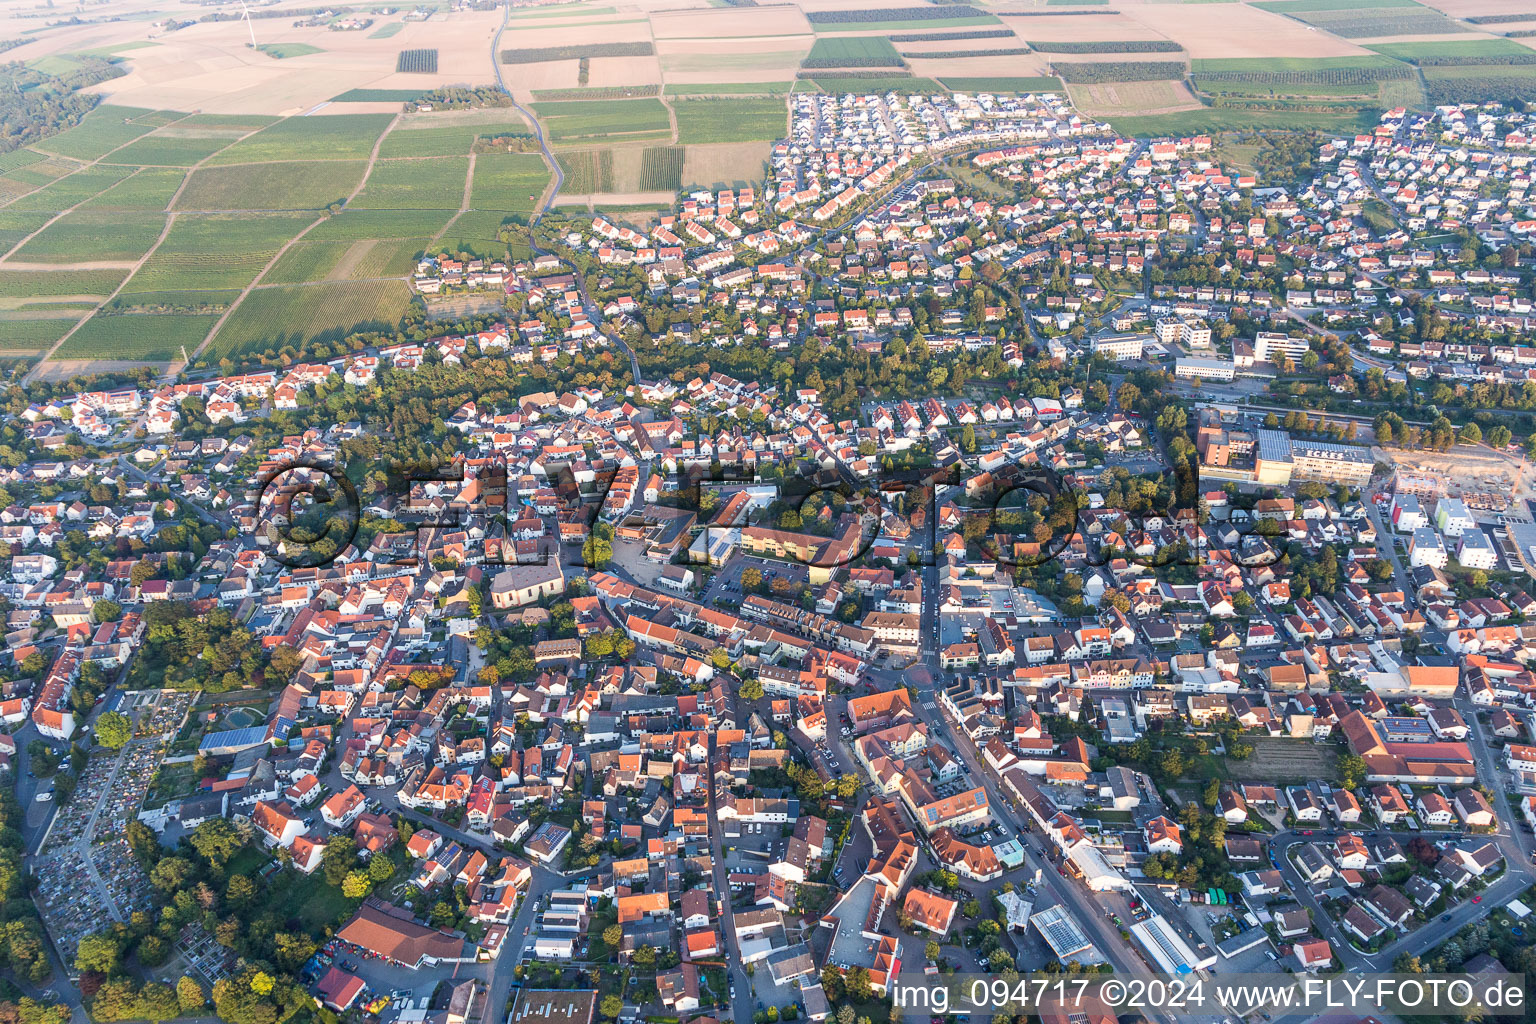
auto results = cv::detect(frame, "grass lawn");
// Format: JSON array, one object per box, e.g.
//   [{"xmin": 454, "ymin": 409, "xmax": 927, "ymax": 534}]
[
  {"xmin": 257, "ymin": 43, "xmax": 325, "ymax": 59},
  {"xmin": 1105, "ymin": 105, "xmax": 1379, "ymax": 137},
  {"xmin": 270, "ymin": 867, "xmax": 360, "ymax": 932}
]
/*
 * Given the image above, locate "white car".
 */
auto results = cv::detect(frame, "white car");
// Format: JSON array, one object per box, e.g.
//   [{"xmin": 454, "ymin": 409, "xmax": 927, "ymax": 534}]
[{"xmin": 34, "ymin": 790, "xmax": 52, "ymax": 803}]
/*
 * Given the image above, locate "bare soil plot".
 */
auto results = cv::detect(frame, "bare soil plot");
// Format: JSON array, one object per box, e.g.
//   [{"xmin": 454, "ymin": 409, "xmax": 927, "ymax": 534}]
[
  {"xmin": 651, "ymin": 6, "xmax": 813, "ymax": 37},
  {"xmin": 71, "ymin": 11, "xmax": 504, "ymax": 115},
  {"xmin": 504, "ymin": 59, "xmax": 584, "ymax": 93},
  {"xmin": 1223, "ymin": 737, "xmax": 1338, "ymax": 783},
  {"xmin": 997, "ymin": 12, "xmax": 1170, "ymax": 42},
  {"xmin": 681, "ymin": 141, "xmax": 772, "ymax": 188},
  {"xmin": 1118, "ymin": 4, "xmax": 1375, "ymax": 57},
  {"xmin": 1071, "ymin": 79, "xmax": 1202, "ymax": 114},
  {"xmin": 584, "ymin": 55, "xmax": 666, "ymax": 87},
  {"xmin": 908, "ymin": 52, "xmax": 1053, "ymax": 78},
  {"xmin": 33, "ymin": 358, "xmax": 171, "ymax": 380}
]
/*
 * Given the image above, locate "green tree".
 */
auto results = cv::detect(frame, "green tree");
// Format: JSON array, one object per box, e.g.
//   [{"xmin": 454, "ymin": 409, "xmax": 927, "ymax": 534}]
[
  {"xmin": 95, "ymin": 711, "xmax": 131, "ymax": 750},
  {"xmin": 136, "ymin": 982, "xmax": 180, "ymax": 1024},
  {"xmin": 739, "ymin": 678, "xmax": 765, "ymax": 701},
  {"xmin": 75, "ymin": 931, "xmax": 122, "ymax": 975},
  {"xmin": 322, "ymin": 837, "xmax": 357, "ymax": 886},
  {"xmin": 341, "ymin": 871, "xmax": 373, "ymax": 899},
  {"xmin": 603, "ymin": 924, "xmax": 623, "ymax": 949},
  {"xmin": 190, "ymin": 817, "xmax": 243, "ymax": 869},
  {"xmin": 925, "ymin": 941, "xmax": 941, "ymax": 962},
  {"xmin": 177, "ymin": 977, "xmax": 207, "ymax": 1013},
  {"xmin": 368, "ymin": 855, "xmax": 394, "ymax": 882},
  {"xmin": 600, "ymin": 994, "xmax": 623, "ymax": 1020},
  {"xmin": 92, "ymin": 599, "xmax": 122, "ymax": 623}
]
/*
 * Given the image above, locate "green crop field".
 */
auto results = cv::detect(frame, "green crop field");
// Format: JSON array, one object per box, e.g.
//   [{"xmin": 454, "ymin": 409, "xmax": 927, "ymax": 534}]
[
  {"xmin": 1191, "ymin": 55, "xmax": 1411, "ymax": 73},
  {"xmin": 349, "ymin": 157, "xmax": 468, "ymax": 210},
  {"xmin": 331, "ymin": 88, "xmax": 425, "ymax": 102},
  {"xmin": 0, "ymin": 316, "xmax": 83, "ymax": 349},
  {"xmin": 369, "ymin": 21, "xmax": 404, "ymax": 38},
  {"xmin": 1253, "ymin": 0, "xmax": 1416, "ymax": 10},
  {"xmin": 206, "ymin": 280, "xmax": 414, "ymax": 359},
  {"xmin": 206, "ymin": 114, "xmax": 394, "ymax": 164},
  {"xmin": 664, "ymin": 82, "xmax": 793, "ymax": 96},
  {"xmin": 261, "ymin": 242, "xmax": 357, "ymax": 285},
  {"xmin": 800, "ymin": 74, "xmax": 943, "ymax": 92},
  {"xmin": 305, "ymin": 208, "xmax": 455, "ymax": 243},
  {"xmin": 30, "ymin": 105, "xmax": 161, "ymax": 161},
  {"xmin": 940, "ymin": 76, "xmax": 1063, "ymax": 92},
  {"xmin": 80, "ymin": 168, "xmax": 187, "ymax": 211},
  {"xmin": 6, "ymin": 166, "xmax": 138, "ymax": 213},
  {"xmin": 106, "ymin": 289, "xmax": 241, "ymax": 314},
  {"xmin": 0, "ymin": 210, "xmax": 55, "ymax": 250},
  {"xmin": 175, "ymin": 160, "xmax": 367, "ymax": 211},
  {"xmin": 56, "ymin": 313, "xmax": 222, "ymax": 361},
  {"xmin": 1276, "ymin": 7, "xmax": 1467, "ymax": 37},
  {"xmin": 639, "ymin": 147, "xmax": 685, "ymax": 191},
  {"xmin": 470, "ymin": 152, "xmax": 551, "ymax": 213},
  {"xmin": 0, "ymin": 268, "xmax": 130, "ymax": 298},
  {"xmin": 379, "ymin": 125, "xmax": 481, "ymax": 158},
  {"xmin": 558, "ymin": 150, "xmax": 614, "ymax": 193},
  {"xmin": 178, "ymin": 114, "xmax": 279, "ymax": 131},
  {"xmin": 804, "ymin": 36, "xmax": 904, "ymax": 68},
  {"xmin": 10, "ymin": 212, "xmax": 166, "ymax": 264},
  {"xmin": 533, "ymin": 98, "xmax": 672, "ymax": 141},
  {"xmin": 1367, "ymin": 39, "xmax": 1536, "ymax": 59},
  {"xmin": 257, "ymin": 43, "xmax": 324, "ymax": 59},
  {"xmin": 120, "ymin": 214, "xmax": 312, "ymax": 294},
  {"xmin": 103, "ymin": 131, "xmax": 246, "ymax": 166},
  {"xmin": 435, "ymin": 210, "xmax": 515, "ymax": 257},
  {"xmin": 673, "ymin": 98, "xmax": 786, "ymax": 144}
]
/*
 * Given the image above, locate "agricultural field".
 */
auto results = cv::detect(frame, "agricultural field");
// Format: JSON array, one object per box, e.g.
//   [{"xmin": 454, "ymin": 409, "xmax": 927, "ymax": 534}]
[
  {"xmin": 558, "ymin": 150, "xmax": 616, "ymax": 194},
  {"xmin": 502, "ymin": 42, "xmax": 655, "ymax": 64},
  {"xmin": 639, "ymin": 147, "xmax": 686, "ymax": 191},
  {"xmin": 1421, "ymin": 63, "xmax": 1536, "ymax": 102},
  {"xmin": 1052, "ymin": 61, "xmax": 1189, "ymax": 83},
  {"xmin": 331, "ymin": 89, "xmax": 426, "ymax": 102},
  {"xmin": 1273, "ymin": 6, "xmax": 1470, "ymax": 37},
  {"xmin": 533, "ymin": 98, "xmax": 672, "ymax": 142},
  {"xmin": 103, "ymin": 129, "xmax": 249, "ymax": 167},
  {"xmin": 1190, "ymin": 55, "xmax": 1414, "ymax": 73},
  {"xmin": 80, "ymin": 168, "xmax": 188, "ymax": 212},
  {"xmin": 55, "ymin": 313, "xmax": 222, "ymax": 362},
  {"xmin": 349, "ymin": 158, "xmax": 469, "ymax": 210},
  {"xmin": 175, "ymin": 161, "xmax": 367, "ymax": 211},
  {"xmin": 939, "ymin": 76, "xmax": 1065, "ymax": 92},
  {"xmin": 673, "ymin": 98, "xmax": 787, "ymax": 144},
  {"xmin": 0, "ymin": 316, "xmax": 82, "ymax": 351},
  {"xmin": 369, "ymin": 22, "xmax": 405, "ymax": 39},
  {"xmin": 1072, "ymin": 80, "xmax": 1201, "ymax": 115},
  {"xmin": 803, "ymin": 37, "xmax": 904, "ymax": 68},
  {"xmin": 807, "ymin": 6, "xmax": 1000, "ymax": 32},
  {"xmin": 469, "ymin": 152, "xmax": 553, "ymax": 213},
  {"xmin": 1028, "ymin": 40, "xmax": 1183, "ymax": 53},
  {"xmin": 397, "ymin": 49, "xmax": 439, "ymax": 73},
  {"xmin": 664, "ymin": 82, "xmax": 792, "ymax": 95},
  {"xmin": 1252, "ymin": 0, "xmax": 1418, "ymax": 10},
  {"xmin": 799, "ymin": 74, "xmax": 943, "ymax": 92},
  {"xmin": 0, "ymin": 268, "xmax": 130, "ymax": 299},
  {"xmin": 205, "ymin": 280, "xmax": 414, "ymax": 360},
  {"xmin": 9, "ymin": 212, "xmax": 167, "ymax": 264},
  {"xmin": 1104, "ymin": 104, "xmax": 1379, "ymax": 136},
  {"xmin": 1367, "ymin": 39, "xmax": 1536, "ymax": 59},
  {"xmin": 1221, "ymin": 737, "xmax": 1337, "ymax": 784},
  {"xmin": 206, "ymin": 115, "xmax": 394, "ymax": 165},
  {"xmin": 7, "ymin": 166, "xmax": 137, "ymax": 213},
  {"xmin": 681, "ymin": 141, "xmax": 771, "ymax": 190},
  {"xmin": 30, "ymin": 105, "xmax": 159, "ymax": 162},
  {"xmin": 119, "ymin": 214, "xmax": 312, "ymax": 295},
  {"xmin": 257, "ymin": 43, "xmax": 325, "ymax": 59}
]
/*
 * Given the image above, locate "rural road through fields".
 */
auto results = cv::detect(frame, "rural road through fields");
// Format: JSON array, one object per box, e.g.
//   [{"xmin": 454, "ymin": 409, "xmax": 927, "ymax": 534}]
[
  {"xmin": 492, "ymin": 1, "xmax": 564, "ymax": 217},
  {"xmin": 174, "ymin": 111, "xmax": 404, "ymax": 376}
]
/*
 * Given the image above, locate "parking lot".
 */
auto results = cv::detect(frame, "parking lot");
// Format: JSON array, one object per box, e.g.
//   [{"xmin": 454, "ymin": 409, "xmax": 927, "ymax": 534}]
[{"xmin": 702, "ymin": 554, "xmax": 809, "ymax": 605}]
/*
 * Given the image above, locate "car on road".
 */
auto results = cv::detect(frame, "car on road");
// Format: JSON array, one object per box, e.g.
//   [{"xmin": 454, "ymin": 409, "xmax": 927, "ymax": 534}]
[
  {"xmin": 1301, "ymin": 830, "xmax": 1313, "ymax": 836},
  {"xmin": 34, "ymin": 790, "xmax": 51, "ymax": 803},
  {"xmin": 1442, "ymin": 914, "xmax": 1452, "ymax": 922},
  {"xmin": 1473, "ymin": 896, "xmax": 1482, "ymax": 903}
]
